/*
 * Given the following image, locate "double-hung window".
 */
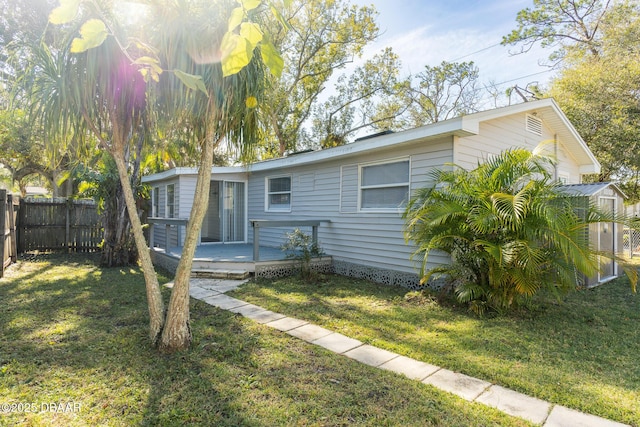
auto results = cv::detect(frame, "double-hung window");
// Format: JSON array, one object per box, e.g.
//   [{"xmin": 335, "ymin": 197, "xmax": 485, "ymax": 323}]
[
  {"xmin": 152, "ymin": 187, "xmax": 160, "ymax": 217},
  {"xmin": 360, "ymin": 159, "xmax": 410, "ymax": 210},
  {"xmin": 166, "ymin": 184, "xmax": 175, "ymax": 218},
  {"xmin": 266, "ymin": 176, "xmax": 291, "ymax": 212}
]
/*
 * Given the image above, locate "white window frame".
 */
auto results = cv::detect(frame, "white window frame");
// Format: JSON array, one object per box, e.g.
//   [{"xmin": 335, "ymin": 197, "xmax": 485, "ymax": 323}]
[
  {"xmin": 558, "ymin": 172, "xmax": 570, "ymax": 185},
  {"xmin": 166, "ymin": 183, "xmax": 175, "ymax": 218},
  {"xmin": 152, "ymin": 187, "xmax": 160, "ymax": 217},
  {"xmin": 597, "ymin": 196, "xmax": 618, "ymax": 282},
  {"xmin": 358, "ymin": 158, "xmax": 410, "ymax": 212},
  {"xmin": 265, "ymin": 175, "xmax": 292, "ymax": 212}
]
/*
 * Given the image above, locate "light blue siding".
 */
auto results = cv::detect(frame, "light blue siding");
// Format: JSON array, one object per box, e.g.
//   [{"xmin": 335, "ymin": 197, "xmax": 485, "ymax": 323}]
[{"xmin": 247, "ymin": 138, "xmax": 454, "ymax": 274}]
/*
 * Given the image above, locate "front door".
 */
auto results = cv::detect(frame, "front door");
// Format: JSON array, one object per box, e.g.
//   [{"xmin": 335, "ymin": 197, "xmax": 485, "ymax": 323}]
[{"xmin": 201, "ymin": 181, "xmax": 246, "ymax": 243}]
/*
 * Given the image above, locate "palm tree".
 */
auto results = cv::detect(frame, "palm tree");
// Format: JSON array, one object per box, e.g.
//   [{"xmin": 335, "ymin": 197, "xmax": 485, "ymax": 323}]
[
  {"xmin": 19, "ymin": 23, "xmax": 166, "ymax": 341},
  {"xmin": 24, "ymin": 0, "xmax": 279, "ymax": 351},
  {"xmin": 404, "ymin": 148, "xmax": 636, "ymax": 314},
  {"xmin": 150, "ymin": 0, "xmax": 266, "ymax": 352}
]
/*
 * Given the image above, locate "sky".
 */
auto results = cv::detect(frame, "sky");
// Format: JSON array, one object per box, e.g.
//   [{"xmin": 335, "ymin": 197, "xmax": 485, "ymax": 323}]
[{"xmin": 352, "ymin": 0, "xmax": 556, "ymax": 107}]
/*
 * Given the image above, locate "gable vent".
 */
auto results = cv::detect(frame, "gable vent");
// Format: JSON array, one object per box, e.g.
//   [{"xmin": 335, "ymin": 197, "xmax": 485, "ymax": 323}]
[{"xmin": 526, "ymin": 114, "xmax": 543, "ymax": 136}]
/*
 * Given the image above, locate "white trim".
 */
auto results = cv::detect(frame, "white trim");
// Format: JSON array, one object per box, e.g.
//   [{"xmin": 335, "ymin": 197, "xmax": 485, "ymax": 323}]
[
  {"xmin": 165, "ymin": 183, "xmax": 175, "ymax": 219},
  {"xmin": 142, "ymin": 166, "xmax": 245, "ymax": 183},
  {"xmin": 557, "ymin": 171, "xmax": 570, "ymax": 185},
  {"xmin": 222, "ymin": 180, "xmax": 248, "ymax": 243},
  {"xmin": 265, "ymin": 174, "xmax": 292, "ymax": 213},
  {"xmin": 152, "ymin": 186, "xmax": 160, "ymax": 217},
  {"xmin": 358, "ymin": 157, "xmax": 411, "ymax": 213},
  {"xmin": 141, "ymin": 99, "xmax": 600, "ymax": 181},
  {"xmin": 598, "ymin": 196, "xmax": 618, "ymax": 283}
]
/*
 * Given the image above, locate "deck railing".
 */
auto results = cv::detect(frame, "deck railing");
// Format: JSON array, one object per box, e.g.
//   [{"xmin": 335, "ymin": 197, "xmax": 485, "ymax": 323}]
[
  {"xmin": 147, "ymin": 217, "xmax": 189, "ymax": 251},
  {"xmin": 250, "ymin": 219, "xmax": 330, "ymax": 261}
]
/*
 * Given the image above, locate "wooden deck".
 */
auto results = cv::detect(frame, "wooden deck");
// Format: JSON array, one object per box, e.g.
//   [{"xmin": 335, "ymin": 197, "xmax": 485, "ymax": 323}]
[{"xmin": 151, "ymin": 243, "xmax": 305, "ymax": 274}]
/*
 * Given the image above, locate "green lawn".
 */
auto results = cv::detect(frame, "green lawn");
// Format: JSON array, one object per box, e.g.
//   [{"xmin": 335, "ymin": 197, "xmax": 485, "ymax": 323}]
[
  {"xmin": 0, "ymin": 255, "xmax": 530, "ymax": 426},
  {"xmin": 230, "ymin": 273, "xmax": 640, "ymax": 426}
]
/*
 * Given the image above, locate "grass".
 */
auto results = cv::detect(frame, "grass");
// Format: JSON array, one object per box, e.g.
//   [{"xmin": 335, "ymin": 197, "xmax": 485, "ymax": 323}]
[
  {"xmin": 229, "ymin": 273, "xmax": 640, "ymax": 426},
  {"xmin": 0, "ymin": 254, "xmax": 530, "ymax": 426}
]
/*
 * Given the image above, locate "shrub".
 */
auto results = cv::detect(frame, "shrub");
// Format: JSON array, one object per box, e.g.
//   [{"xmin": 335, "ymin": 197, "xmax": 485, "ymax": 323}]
[
  {"xmin": 281, "ymin": 228, "xmax": 324, "ymax": 281},
  {"xmin": 403, "ymin": 148, "xmax": 636, "ymax": 314}
]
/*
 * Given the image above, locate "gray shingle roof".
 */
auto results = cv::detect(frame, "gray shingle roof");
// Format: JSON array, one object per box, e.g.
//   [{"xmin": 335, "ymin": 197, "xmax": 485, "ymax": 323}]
[{"xmin": 557, "ymin": 182, "xmax": 621, "ymax": 197}]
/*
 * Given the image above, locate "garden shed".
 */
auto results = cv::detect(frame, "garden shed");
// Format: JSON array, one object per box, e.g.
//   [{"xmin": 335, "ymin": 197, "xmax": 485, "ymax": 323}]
[{"xmin": 559, "ymin": 182, "xmax": 627, "ymax": 286}]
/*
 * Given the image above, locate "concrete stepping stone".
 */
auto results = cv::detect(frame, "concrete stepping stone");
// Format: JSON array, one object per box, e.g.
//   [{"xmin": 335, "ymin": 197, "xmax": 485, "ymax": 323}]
[
  {"xmin": 248, "ymin": 309, "xmax": 287, "ymax": 324},
  {"xmin": 343, "ymin": 344, "xmax": 398, "ymax": 367},
  {"xmin": 545, "ymin": 405, "xmax": 631, "ymax": 427},
  {"xmin": 423, "ymin": 369, "xmax": 491, "ymax": 401},
  {"xmin": 379, "ymin": 355, "xmax": 441, "ymax": 381},
  {"xmin": 287, "ymin": 324, "xmax": 333, "ymax": 342},
  {"xmin": 312, "ymin": 333, "xmax": 363, "ymax": 354},
  {"xmin": 201, "ymin": 294, "xmax": 249, "ymax": 310},
  {"xmin": 228, "ymin": 303, "xmax": 282, "ymax": 323},
  {"xmin": 476, "ymin": 385, "xmax": 551, "ymax": 425},
  {"xmin": 199, "ymin": 279, "xmax": 248, "ymax": 293},
  {"xmin": 189, "ymin": 287, "xmax": 219, "ymax": 300},
  {"xmin": 265, "ymin": 317, "xmax": 309, "ymax": 332}
]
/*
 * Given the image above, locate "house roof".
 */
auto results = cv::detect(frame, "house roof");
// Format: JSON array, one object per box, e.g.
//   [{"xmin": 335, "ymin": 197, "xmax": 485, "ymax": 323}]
[
  {"xmin": 246, "ymin": 98, "xmax": 599, "ymax": 174},
  {"xmin": 142, "ymin": 98, "xmax": 600, "ymax": 183},
  {"xmin": 558, "ymin": 182, "xmax": 626, "ymax": 198}
]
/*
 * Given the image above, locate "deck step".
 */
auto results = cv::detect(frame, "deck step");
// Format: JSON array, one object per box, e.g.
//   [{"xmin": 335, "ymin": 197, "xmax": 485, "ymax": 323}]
[{"xmin": 191, "ymin": 268, "xmax": 251, "ymax": 280}]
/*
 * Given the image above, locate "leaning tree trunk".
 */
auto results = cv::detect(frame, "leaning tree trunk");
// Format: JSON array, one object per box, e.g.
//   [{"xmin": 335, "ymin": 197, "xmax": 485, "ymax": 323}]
[
  {"xmin": 112, "ymin": 151, "xmax": 165, "ymax": 345},
  {"xmin": 158, "ymin": 124, "xmax": 218, "ymax": 353}
]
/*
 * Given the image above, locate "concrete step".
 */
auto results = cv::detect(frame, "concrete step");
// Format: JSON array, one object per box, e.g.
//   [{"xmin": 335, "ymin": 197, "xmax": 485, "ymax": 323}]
[{"xmin": 191, "ymin": 268, "xmax": 251, "ymax": 280}]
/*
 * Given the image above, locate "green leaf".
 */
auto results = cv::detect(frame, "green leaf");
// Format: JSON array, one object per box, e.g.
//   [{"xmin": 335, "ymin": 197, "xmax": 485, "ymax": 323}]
[
  {"xmin": 70, "ymin": 19, "xmax": 108, "ymax": 53},
  {"xmin": 228, "ymin": 7, "xmax": 244, "ymax": 32},
  {"xmin": 133, "ymin": 56, "xmax": 163, "ymax": 75},
  {"xmin": 260, "ymin": 40, "xmax": 284, "ymax": 77},
  {"xmin": 173, "ymin": 70, "xmax": 208, "ymax": 96},
  {"xmin": 269, "ymin": 4, "xmax": 292, "ymax": 31},
  {"xmin": 240, "ymin": 0, "xmax": 261, "ymax": 11},
  {"xmin": 240, "ymin": 22, "xmax": 263, "ymax": 48},
  {"xmin": 221, "ymin": 32, "xmax": 253, "ymax": 77},
  {"xmin": 49, "ymin": 0, "xmax": 80, "ymax": 25}
]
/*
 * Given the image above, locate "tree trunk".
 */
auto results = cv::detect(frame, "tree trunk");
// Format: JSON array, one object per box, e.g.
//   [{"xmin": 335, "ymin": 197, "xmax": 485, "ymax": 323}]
[
  {"xmin": 101, "ymin": 179, "xmax": 137, "ymax": 267},
  {"xmin": 112, "ymin": 152, "xmax": 165, "ymax": 345},
  {"xmin": 158, "ymin": 125, "xmax": 217, "ymax": 353}
]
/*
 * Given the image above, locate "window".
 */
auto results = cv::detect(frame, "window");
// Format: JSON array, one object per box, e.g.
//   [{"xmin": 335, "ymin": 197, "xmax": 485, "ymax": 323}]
[
  {"xmin": 166, "ymin": 184, "xmax": 175, "ymax": 218},
  {"xmin": 360, "ymin": 159, "xmax": 410, "ymax": 210},
  {"xmin": 266, "ymin": 176, "xmax": 291, "ymax": 211},
  {"xmin": 152, "ymin": 187, "xmax": 160, "ymax": 217},
  {"xmin": 558, "ymin": 172, "xmax": 570, "ymax": 185}
]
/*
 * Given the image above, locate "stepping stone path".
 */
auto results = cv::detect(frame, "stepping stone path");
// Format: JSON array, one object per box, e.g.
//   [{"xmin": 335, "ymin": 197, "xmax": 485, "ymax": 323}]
[{"xmin": 175, "ymin": 279, "xmax": 630, "ymax": 427}]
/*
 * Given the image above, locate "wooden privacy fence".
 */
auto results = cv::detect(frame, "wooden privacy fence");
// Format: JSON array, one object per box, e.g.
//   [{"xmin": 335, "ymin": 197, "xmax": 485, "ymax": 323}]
[
  {"xmin": 0, "ymin": 190, "xmax": 19, "ymax": 278},
  {"xmin": 17, "ymin": 197, "xmax": 102, "ymax": 255}
]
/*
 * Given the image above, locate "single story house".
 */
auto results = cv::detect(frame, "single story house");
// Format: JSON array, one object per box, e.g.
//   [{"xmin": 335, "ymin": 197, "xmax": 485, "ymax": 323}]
[{"xmin": 142, "ymin": 98, "xmax": 625, "ymax": 288}]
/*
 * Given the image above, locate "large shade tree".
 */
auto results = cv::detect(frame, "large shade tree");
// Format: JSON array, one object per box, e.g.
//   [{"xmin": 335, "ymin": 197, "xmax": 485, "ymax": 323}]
[
  {"xmin": 546, "ymin": 2, "xmax": 640, "ymax": 200},
  {"xmin": 257, "ymin": 0, "xmax": 381, "ymax": 156},
  {"xmin": 504, "ymin": 0, "xmax": 640, "ymax": 201}
]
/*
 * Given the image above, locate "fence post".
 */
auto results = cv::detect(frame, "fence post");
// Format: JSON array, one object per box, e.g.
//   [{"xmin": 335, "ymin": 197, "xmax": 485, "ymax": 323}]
[
  {"xmin": 8, "ymin": 194, "xmax": 17, "ymax": 263},
  {"xmin": 0, "ymin": 190, "xmax": 6, "ymax": 278},
  {"xmin": 66, "ymin": 199, "xmax": 71, "ymax": 253}
]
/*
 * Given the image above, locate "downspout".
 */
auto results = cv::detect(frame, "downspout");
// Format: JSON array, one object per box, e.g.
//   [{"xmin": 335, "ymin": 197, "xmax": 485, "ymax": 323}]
[{"xmin": 553, "ymin": 134, "xmax": 558, "ymax": 181}]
